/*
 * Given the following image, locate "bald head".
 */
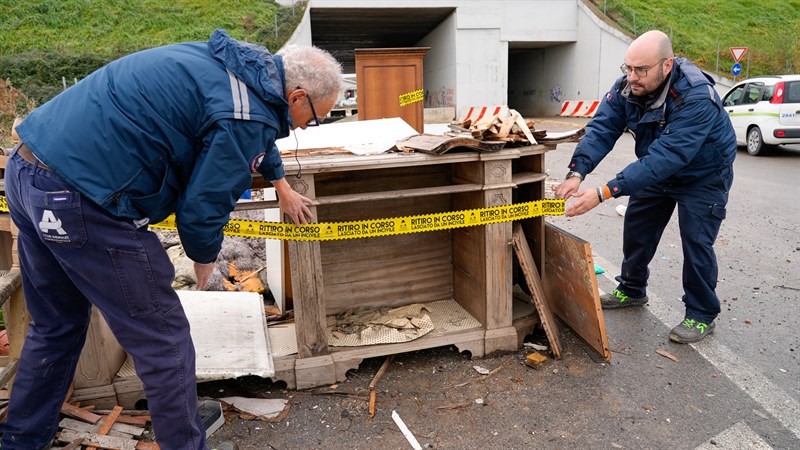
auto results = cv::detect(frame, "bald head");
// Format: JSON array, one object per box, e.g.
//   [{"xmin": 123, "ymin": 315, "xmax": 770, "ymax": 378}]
[
  {"xmin": 623, "ymin": 30, "xmax": 674, "ymax": 97},
  {"xmin": 628, "ymin": 30, "xmax": 673, "ymax": 61}
]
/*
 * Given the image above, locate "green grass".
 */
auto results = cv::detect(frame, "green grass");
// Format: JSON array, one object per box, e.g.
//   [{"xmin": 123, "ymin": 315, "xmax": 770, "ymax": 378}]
[
  {"xmin": 0, "ymin": 0, "xmax": 293, "ymax": 55},
  {"xmin": 589, "ymin": 0, "xmax": 800, "ymax": 77},
  {"xmin": 0, "ymin": 0, "xmax": 305, "ymax": 146}
]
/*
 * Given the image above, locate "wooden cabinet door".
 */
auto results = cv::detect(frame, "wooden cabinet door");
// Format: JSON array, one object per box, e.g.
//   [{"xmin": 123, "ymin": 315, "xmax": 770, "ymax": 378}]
[{"xmin": 355, "ymin": 48, "xmax": 429, "ymax": 133}]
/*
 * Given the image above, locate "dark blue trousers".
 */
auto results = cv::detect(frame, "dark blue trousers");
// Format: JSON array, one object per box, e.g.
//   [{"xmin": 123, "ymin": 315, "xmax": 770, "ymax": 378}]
[
  {"xmin": 0, "ymin": 150, "xmax": 206, "ymax": 449},
  {"xmin": 615, "ymin": 165, "xmax": 733, "ymax": 324}
]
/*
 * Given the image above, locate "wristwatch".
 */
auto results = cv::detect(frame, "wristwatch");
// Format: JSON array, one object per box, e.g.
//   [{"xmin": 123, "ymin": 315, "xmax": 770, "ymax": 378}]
[{"xmin": 565, "ymin": 170, "xmax": 584, "ymax": 181}]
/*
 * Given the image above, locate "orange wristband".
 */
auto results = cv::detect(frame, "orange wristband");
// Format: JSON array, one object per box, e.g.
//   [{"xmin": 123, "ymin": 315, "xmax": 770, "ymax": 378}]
[{"xmin": 602, "ymin": 185, "xmax": 612, "ymax": 200}]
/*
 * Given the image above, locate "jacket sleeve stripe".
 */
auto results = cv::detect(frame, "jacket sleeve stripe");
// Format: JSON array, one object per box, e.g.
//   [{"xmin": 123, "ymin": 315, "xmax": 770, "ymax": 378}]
[{"xmin": 226, "ymin": 69, "xmax": 252, "ymax": 120}]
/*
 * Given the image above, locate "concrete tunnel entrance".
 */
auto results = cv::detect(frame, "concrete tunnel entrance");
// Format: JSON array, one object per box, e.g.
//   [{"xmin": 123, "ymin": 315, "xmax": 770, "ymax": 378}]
[{"xmin": 508, "ymin": 42, "xmax": 576, "ymax": 118}]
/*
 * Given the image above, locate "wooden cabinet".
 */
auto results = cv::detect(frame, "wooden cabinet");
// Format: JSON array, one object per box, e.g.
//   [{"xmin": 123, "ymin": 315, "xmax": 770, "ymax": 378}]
[
  {"xmin": 355, "ymin": 48, "xmax": 430, "ymax": 134},
  {"xmin": 255, "ymin": 145, "xmax": 550, "ymax": 389}
]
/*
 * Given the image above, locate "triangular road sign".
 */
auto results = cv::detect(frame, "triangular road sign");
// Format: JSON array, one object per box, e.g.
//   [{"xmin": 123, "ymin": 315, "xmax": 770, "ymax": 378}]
[{"xmin": 730, "ymin": 47, "xmax": 748, "ymax": 63}]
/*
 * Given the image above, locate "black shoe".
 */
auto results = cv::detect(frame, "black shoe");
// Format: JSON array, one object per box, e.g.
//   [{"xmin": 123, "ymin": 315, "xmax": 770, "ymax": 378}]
[
  {"xmin": 199, "ymin": 399, "xmax": 225, "ymax": 438},
  {"xmin": 600, "ymin": 288, "xmax": 649, "ymax": 309}
]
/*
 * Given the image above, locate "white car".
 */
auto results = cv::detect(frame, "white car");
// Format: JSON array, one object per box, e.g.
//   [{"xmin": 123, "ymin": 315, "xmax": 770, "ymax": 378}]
[{"xmin": 721, "ymin": 75, "xmax": 800, "ymax": 156}]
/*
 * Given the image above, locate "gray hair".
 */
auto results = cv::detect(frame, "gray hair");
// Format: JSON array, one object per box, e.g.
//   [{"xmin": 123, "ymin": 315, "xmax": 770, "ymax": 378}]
[{"xmin": 278, "ymin": 45, "xmax": 343, "ymax": 101}]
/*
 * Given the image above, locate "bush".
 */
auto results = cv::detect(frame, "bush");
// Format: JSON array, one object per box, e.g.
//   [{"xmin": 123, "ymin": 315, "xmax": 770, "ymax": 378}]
[
  {"xmin": 0, "ymin": 78, "xmax": 36, "ymax": 149},
  {"xmin": 0, "ymin": 51, "xmax": 113, "ymax": 106}
]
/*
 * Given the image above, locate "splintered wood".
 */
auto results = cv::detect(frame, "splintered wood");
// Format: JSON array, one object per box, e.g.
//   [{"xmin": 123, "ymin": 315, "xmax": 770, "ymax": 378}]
[
  {"xmin": 368, "ymin": 355, "xmax": 394, "ymax": 418},
  {"xmin": 450, "ymin": 108, "xmax": 545, "ymax": 145},
  {"xmin": 511, "ymin": 224, "xmax": 562, "ymax": 359},
  {"xmin": 56, "ymin": 402, "xmax": 157, "ymax": 450}
]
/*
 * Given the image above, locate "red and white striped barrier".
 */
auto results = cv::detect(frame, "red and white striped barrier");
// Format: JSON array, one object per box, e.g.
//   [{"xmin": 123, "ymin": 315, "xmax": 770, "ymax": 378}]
[
  {"xmin": 458, "ymin": 105, "xmax": 508, "ymax": 125},
  {"xmin": 560, "ymin": 100, "xmax": 600, "ymax": 117}
]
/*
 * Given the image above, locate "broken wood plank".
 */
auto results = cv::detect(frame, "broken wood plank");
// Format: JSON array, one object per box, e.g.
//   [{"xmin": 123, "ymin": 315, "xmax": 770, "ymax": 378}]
[
  {"xmin": 109, "ymin": 422, "xmax": 145, "ymax": 436},
  {"xmin": 98, "ymin": 406, "xmax": 122, "ymax": 434},
  {"xmin": 511, "ymin": 224, "xmax": 562, "ymax": 359},
  {"xmin": 0, "ymin": 358, "xmax": 18, "ymax": 389},
  {"xmin": 135, "ymin": 442, "xmax": 161, "ymax": 450},
  {"xmin": 61, "ymin": 402, "xmax": 102, "ymax": 424},
  {"xmin": 656, "ymin": 349, "xmax": 679, "ymax": 362},
  {"xmin": 108, "ymin": 429, "xmax": 135, "ymax": 439},
  {"xmin": 92, "ymin": 409, "xmax": 152, "ymax": 416},
  {"xmin": 114, "ymin": 415, "xmax": 151, "ymax": 427},
  {"xmin": 62, "ymin": 416, "xmax": 145, "ymax": 438},
  {"xmin": 87, "ymin": 405, "xmax": 124, "ymax": 450},
  {"xmin": 64, "ymin": 383, "xmax": 74, "ymax": 404},
  {"xmin": 57, "ymin": 430, "xmax": 137, "ymax": 450},
  {"xmin": 368, "ymin": 355, "xmax": 394, "ymax": 418},
  {"xmin": 543, "ymin": 223, "xmax": 611, "ymax": 361},
  {"xmin": 59, "ymin": 417, "xmax": 96, "ymax": 433},
  {"xmin": 61, "ymin": 437, "xmax": 85, "ymax": 450},
  {"xmin": 498, "ymin": 112, "xmax": 517, "ymax": 137}
]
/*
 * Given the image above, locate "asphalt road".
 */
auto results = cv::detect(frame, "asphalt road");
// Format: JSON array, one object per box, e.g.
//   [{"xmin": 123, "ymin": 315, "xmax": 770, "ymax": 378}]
[
  {"xmin": 541, "ymin": 118, "xmax": 800, "ymax": 449},
  {"xmin": 201, "ymin": 119, "xmax": 800, "ymax": 449}
]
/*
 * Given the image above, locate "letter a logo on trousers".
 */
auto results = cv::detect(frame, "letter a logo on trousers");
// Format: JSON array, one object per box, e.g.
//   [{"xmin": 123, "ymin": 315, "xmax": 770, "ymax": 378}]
[{"xmin": 40, "ymin": 210, "xmax": 67, "ymax": 235}]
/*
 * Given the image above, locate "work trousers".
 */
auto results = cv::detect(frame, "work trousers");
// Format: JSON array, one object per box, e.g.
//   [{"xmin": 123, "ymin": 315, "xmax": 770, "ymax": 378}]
[
  {"xmin": 615, "ymin": 165, "xmax": 733, "ymax": 324},
  {"xmin": 0, "ymin": 149, "xmax": 206, "ymax": 450}
]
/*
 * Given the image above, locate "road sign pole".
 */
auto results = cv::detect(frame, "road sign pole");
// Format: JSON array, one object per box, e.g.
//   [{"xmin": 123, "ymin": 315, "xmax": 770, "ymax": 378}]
[{"xmin": 746, "ymin": 52, "xmax": 750, "ymax": 78}]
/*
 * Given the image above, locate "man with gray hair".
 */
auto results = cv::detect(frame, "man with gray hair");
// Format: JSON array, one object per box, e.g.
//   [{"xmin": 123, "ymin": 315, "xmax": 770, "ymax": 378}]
[
  {"xmin": 554, "ymin": 30, "xmax": 736, "ymax": 344},
  {"xmin": 2, "ymin": 29, "xmax": 341, "ymax": 449}
]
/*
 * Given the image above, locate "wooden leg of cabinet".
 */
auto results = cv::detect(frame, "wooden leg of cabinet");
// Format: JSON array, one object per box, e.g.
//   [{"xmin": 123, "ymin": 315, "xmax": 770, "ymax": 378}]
[
  {"xmin": 294, "ymin": 355, "xmax": 336, "ymax": 390},
  {"xmin": 271, "ymin": 356, "xmax": 298, "ymax": 390},
  {"xmin": 484, "ymin": 326, "xmax": 519, "ymax": 354}
]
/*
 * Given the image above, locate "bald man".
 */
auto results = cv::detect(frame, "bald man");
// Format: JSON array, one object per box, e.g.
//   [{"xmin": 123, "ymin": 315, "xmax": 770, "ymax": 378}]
[{"xmin": 554, "ymin": 30, "xmax": 736, "ymax": 344}]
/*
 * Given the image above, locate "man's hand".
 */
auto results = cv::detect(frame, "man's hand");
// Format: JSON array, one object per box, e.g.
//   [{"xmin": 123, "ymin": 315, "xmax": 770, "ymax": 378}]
[
  {"xmin": 273, "ymin": 177, "xmax": 314, "ymax": 225},
  {"xmin": 553, "ymin": 177, "xmax": 582, "ymax": 200},
  {"xmin": 563, "ymin": 188, "xmax": 602, "ymax": 217},
  {"xmin": 194, "ymin": 261, "xmax": 215, "ymax": 290}
]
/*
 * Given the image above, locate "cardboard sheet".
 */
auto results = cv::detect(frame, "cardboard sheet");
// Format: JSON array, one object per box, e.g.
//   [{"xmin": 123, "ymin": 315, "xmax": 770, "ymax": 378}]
[
  {"xmin": 275, "ymin": 117, "xmax": 418, "ymax": 155},
  {"xmin": 177, "ymin": 290, "xmax": 274, "ymax": 380}
]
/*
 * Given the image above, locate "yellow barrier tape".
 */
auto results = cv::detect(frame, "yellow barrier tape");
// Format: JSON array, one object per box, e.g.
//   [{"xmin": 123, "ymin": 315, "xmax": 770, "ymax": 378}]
[
  {"xmin": 0, "ymin": 196, "xmax": 564, "ymax": 241},
  {"xmin": 399, "ymin": 89, "xmax": 424, "ymax": 107}
]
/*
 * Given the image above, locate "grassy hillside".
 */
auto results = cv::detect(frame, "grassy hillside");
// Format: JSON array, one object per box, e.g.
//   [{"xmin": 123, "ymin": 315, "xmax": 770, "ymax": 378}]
[
  {"xmin": 0, "ymin": 0, "xmax": 304, "ymax": 146},
  {"xmin": 0, "ymin": 0, "xmax": 297, "ymax": 54},
  {"xmin": 588, "ymin": 0, "xmax": 799, "ymax": 78}
]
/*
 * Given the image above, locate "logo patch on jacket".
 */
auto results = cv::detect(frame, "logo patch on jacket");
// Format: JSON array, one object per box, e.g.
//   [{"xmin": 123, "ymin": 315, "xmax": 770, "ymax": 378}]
[{"xmin": 250, "ymin": 153, "xmax": 265, "ymax": 172}]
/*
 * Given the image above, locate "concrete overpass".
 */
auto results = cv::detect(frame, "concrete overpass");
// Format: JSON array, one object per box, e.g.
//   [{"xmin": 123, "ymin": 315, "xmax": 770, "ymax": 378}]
[{"xmin": 281, "ymin": 0, "xmax": 732, "ymax": 118}]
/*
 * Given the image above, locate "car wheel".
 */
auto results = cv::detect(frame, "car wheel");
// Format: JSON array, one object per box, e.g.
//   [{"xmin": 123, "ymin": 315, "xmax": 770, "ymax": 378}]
[{"xmin": 746, "ymin": 127, "xmax": 767, "ymax": 156}]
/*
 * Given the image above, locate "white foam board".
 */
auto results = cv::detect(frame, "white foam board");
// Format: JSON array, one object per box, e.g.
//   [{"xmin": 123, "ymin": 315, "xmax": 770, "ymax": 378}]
[{"xmin": 177, "ymin": 290, "xmax": 274, "ymax": 380}]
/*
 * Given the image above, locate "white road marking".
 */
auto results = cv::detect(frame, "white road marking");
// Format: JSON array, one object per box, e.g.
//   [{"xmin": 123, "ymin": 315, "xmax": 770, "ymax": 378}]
[
  {"xmin": 594, "ymin": 255, "xmax": 800, "ymax": 442},
  {"xmin": 696, "ymin": 422, "xmax": 772, "ymax": 450}
]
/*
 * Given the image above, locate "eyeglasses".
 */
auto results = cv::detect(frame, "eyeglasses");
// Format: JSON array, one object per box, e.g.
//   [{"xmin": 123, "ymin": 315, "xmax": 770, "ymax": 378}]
[
  {"xmin": 298, "ymin": 86, "xmax": 320, "ymax": 127},
  {"xmin": 620, "ymin": 58, "xmax": 668, "ymax": 77}
]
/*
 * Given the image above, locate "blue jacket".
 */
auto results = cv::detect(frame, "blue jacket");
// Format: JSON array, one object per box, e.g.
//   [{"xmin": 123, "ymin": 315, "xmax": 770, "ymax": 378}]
[
  {"xmin": 568, "ymin": 57, "xmax": 736, "ymax": 197},
  {"xmin": 16, "ymin": 29, "xmax": 291, "ymax": 264}
]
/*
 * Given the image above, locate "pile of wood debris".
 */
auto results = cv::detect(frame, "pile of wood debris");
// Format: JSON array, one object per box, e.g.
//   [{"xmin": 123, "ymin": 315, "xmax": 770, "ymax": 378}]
[
  {"xmin": 53, "ymin": 402, "xmax": 157, "ymax": 449},
  {"xmin": 448, "ymin": 107, "xmax": 546, "ymax": 145}
]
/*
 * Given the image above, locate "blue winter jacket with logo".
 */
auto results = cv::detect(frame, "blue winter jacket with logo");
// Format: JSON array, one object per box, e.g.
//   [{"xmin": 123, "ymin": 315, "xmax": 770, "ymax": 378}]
[
  {"xmin": 567, "ymin": 57, "xmax": 736, "ymax": 197},
  {"xmin": 16, "ymin": 29, "xmax": 291, "ymax": 264}
]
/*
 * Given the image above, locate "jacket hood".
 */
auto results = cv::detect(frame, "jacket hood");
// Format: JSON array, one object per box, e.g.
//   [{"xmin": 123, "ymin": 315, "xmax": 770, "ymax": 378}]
[{"xmin": 208, "ymin": 29, "xmax": 288, "ymax": 112}]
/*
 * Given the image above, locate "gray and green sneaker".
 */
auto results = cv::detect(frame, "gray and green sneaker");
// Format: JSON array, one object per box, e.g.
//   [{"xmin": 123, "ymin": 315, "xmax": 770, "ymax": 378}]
[
  {"xmin": 669, "ymin": 318, "xmax": 715, "ymax": 343},
  {"xmin": 600, "ymin": 288, "xmax": 649, "ymax": 309}
]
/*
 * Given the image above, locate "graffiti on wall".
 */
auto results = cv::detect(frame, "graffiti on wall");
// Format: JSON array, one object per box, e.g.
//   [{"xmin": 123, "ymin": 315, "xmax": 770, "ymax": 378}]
[
  {"xmin": 425, "ymin": 86, "xmax": 455, "ymax": 108},
  {"xmin": 550, "ymin": 85, "xmax": 564, "ymax": 103}
]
